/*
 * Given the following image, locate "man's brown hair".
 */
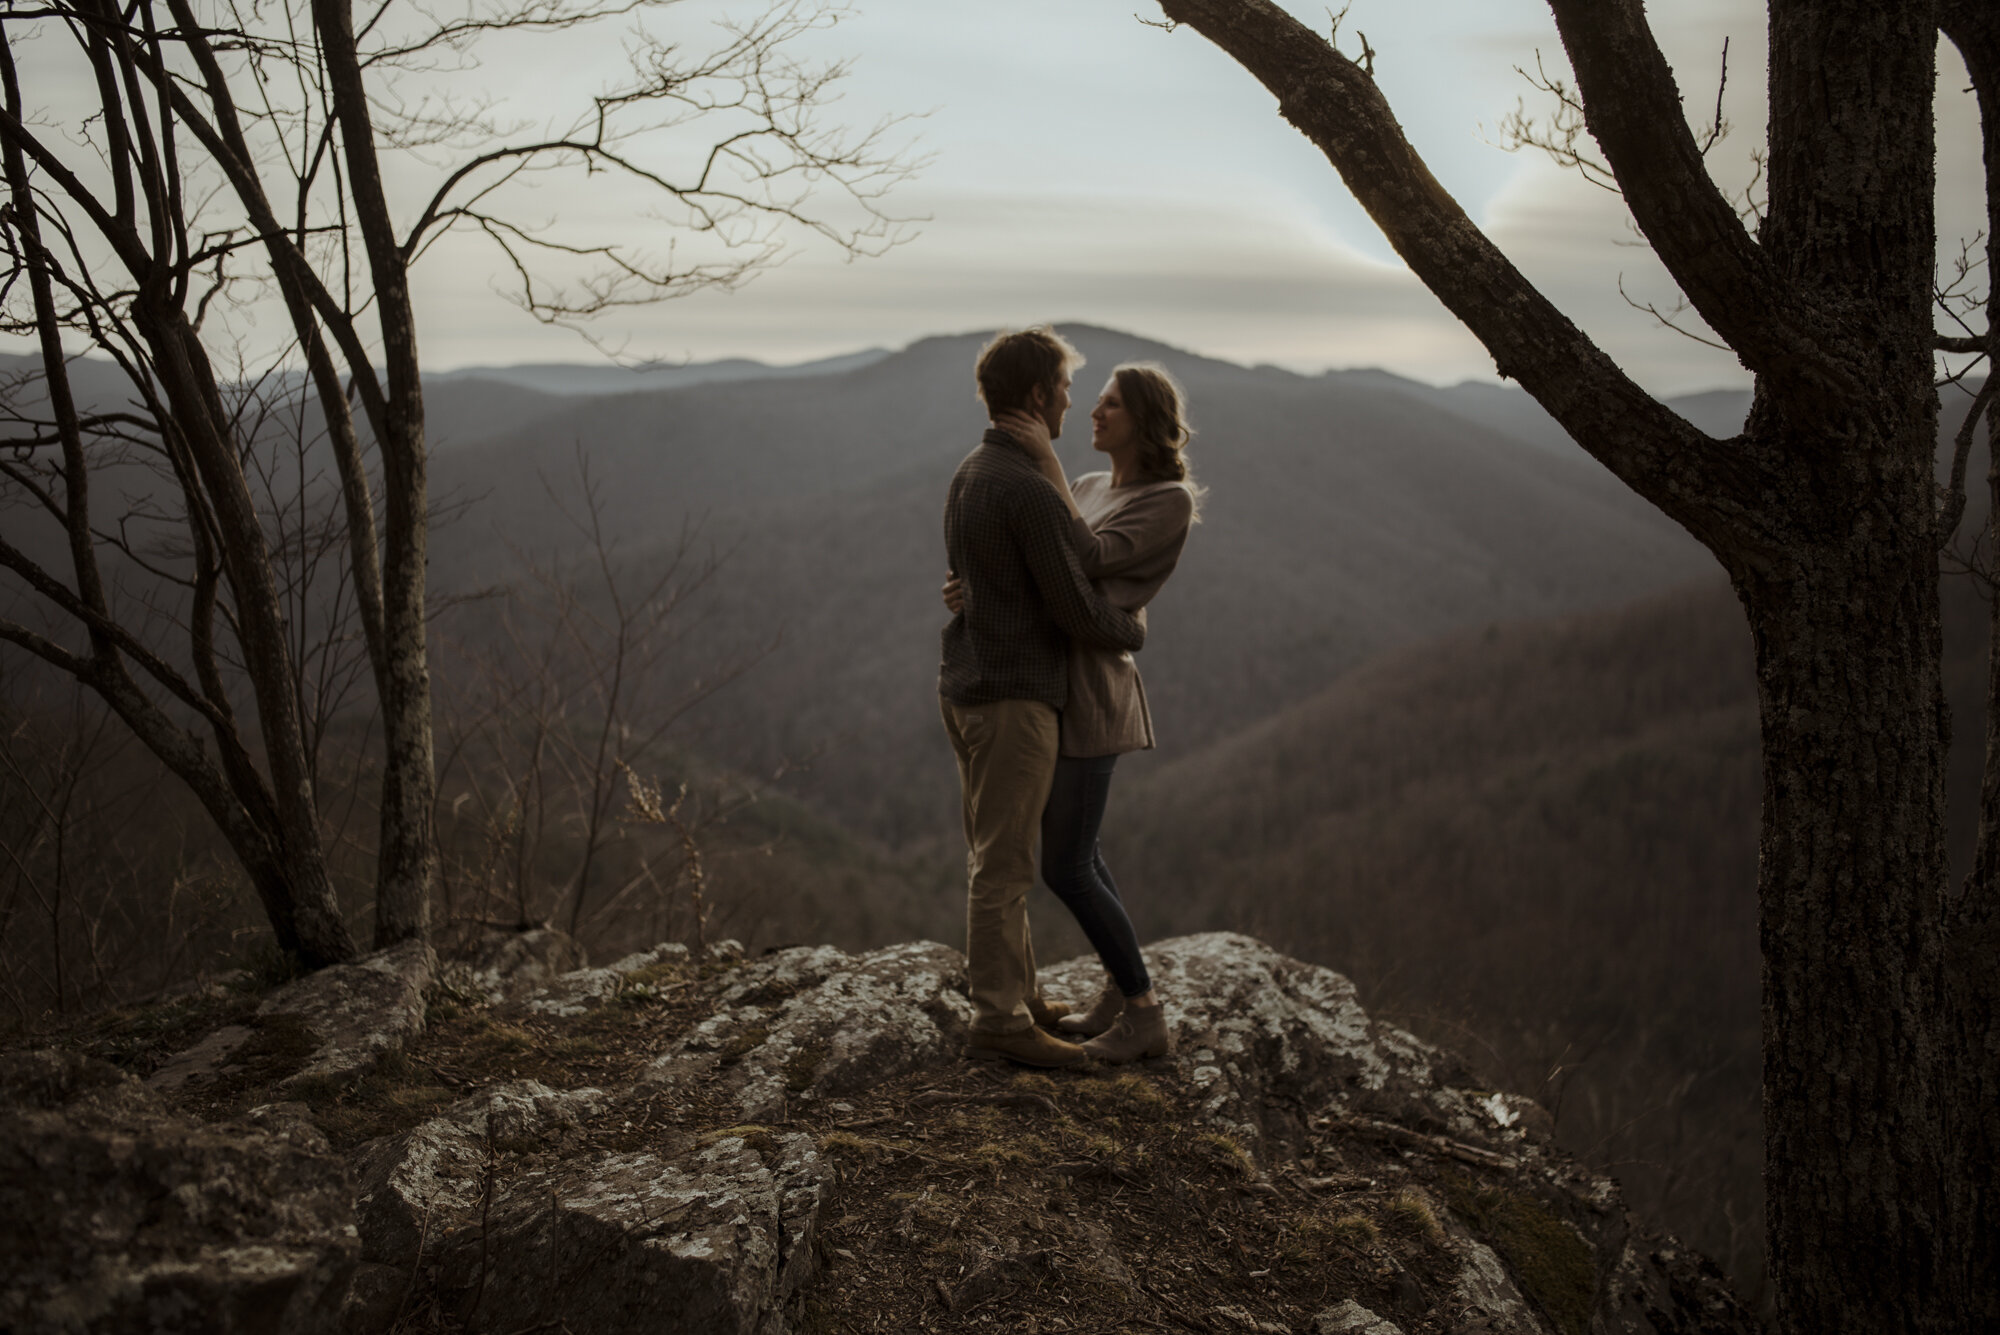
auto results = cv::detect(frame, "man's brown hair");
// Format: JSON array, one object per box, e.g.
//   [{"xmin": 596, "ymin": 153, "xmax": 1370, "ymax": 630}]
[{"xmin": 974, "ymin": 326, "xmax": 1085, "ymax": 417}]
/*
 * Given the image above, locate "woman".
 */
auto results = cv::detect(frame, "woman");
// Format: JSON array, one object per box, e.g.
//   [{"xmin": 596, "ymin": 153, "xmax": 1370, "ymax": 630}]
[{"xmin": 945, "ymin": 361, "xmax": 1201, "ymax": 1063}]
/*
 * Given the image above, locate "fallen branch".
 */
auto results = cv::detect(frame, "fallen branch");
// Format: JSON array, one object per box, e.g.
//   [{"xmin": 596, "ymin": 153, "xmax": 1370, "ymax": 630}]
[{"xmin": 1322, "ymin": 1115, "xmax": 1517, "ymax": 1172}]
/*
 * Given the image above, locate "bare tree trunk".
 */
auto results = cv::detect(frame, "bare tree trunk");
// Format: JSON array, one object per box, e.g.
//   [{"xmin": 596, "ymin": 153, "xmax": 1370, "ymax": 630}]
[
  {"xmin": 1749, "ymin": 8, "xmax": 1953, "ymax": 1322},
  {"xmin": 0, "ymin": 31, "xmax": 354, "ymax": 966},
  {"xmin": 1742, "ymin": 493, "xmax": 1953, "ymax": 1329},
  {"xmin": 139, "ymin": 308, "xmax": 359, "ymax": 967},
  {"xmin": 1151, "ymin": 0, "xmax": 1985, "ymax": 1325},
  {"xmin": 1939, "ymin": 5, "xmax": 2000, "ymax": 1325},
  {"xmin": 313, "ymin": 0, "xmax": 437, "ymax": 948}
]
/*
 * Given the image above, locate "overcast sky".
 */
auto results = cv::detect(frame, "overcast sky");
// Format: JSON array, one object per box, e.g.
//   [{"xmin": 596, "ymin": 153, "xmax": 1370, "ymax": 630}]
[{"xmin": 22, "ymin": 1, "xmax": 1993, "ymax": 393}]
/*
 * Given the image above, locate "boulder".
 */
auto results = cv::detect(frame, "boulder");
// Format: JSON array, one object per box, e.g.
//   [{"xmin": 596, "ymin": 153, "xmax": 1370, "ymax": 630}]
[
  {"xmin": 522, "ymin": 941, "xmax": 692, "ymax": 1017},
  {"xmin": 141, "ymin": 940, "xmax": 436, "ymax": 1099},
  {"xmin": 1315, "ymin": 1299, "xmax": 1408, "ymax": 1335},
  {"xmin": 350, "ymin": 1080, "xmax": 605, "ymax": 1268},
  {"xmin": 1046, "ymin": 932, "xmax": 1465, "ymax": 1158},
  {"xmin": 1048, "ymin": 934, "xmax": 1755, "ymax": 1335},
  {"xmin": 640, "ymin": 940, "xmax": 974, "ymax": 1120},
  {"xmin": 261, "ymin": 939, "xmax": 436, "ymax": 1094},
  {"xmin": 464, "ymin": 927, "xmax": 590, "ymax": 1004},
  {"xmin": 430, "ymin": 1129, "xmax": 828, "ymax": 1335},
  {"xmin": 0, "ymin": 1050, "xmax": 358, "ymax": 1335}
]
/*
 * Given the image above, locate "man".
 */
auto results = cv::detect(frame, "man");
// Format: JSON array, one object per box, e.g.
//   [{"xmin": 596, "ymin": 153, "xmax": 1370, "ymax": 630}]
[{"xmin": 940, "ymin": 326, "xmax": 1147, "ymax": 1067}]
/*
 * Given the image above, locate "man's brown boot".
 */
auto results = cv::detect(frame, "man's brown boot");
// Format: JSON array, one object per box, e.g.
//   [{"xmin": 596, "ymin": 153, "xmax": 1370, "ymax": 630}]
[
  {"xmin": 1056, "ymin": 985, "xmax": 1124, "ymax": 1038},
  {"xmin": 967, "ymin": 1026, "xmax": 1089, "ymax": 1068},
  {"xmin": 1027, "ymin": 995, "xmax": 1072, "ymax": 1030},
  {"xmin": 1081, "ymin": 1004, "xmax": 1171, "ymax": 1064}
]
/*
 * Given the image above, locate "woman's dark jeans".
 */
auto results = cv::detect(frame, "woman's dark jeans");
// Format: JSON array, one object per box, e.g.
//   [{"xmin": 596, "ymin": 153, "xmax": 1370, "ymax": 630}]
[{"xmin": 1040, "ymin": 753, "xmax": 1151, "ymax": 998}]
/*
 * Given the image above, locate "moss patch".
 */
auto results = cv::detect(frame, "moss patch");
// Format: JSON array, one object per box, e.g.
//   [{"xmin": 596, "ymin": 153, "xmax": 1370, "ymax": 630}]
[
  {"xmin": 298, "ymin": 1049, "xmax": 459, "ymax": 1144},
  {"xmin": 1444, "ymin": 1173, "xmax": 1596, "ymax": 1335},
  {"xmin": 821, "ymin": 1129, "xmax": 891, "ymax": 1161},
  {"xmin": 782, "ymin": 1039, "xmax": 827, "ymax": 1093},
  {"xmin": 208, "ymin": 1012, "xmax": 323, "ymax": 1096},
  {"xmin": 64, "ymin": 987, "xmax": 260, "ymax": 1079},
  {"xmin": 1075, "ymin": 1072, "xmax": 1171, "ymax": 1122},
  {"xmin": 622, "ymin": 961, "xmax": 687, "ymax": 991},
  {"xmin": 717, "ymin": 1025, "xmax": 770, "ymax": 1067}
]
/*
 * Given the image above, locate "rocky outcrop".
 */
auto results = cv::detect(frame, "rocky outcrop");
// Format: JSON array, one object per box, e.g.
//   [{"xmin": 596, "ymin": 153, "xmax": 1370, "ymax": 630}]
[
  {"xmin": 0, "ymin": 1051, "xmax": 358, "ymax": 1335},
  {"xmin": 1317, "ymin": 1299, "xmax": 1408, "ymax": 1335},
  {"xmin": 143, "ymin": 939, "xmax": 436, "ymax": 1099},
  {"xmin": 1052, "ymin": 934, "xmax": 1752, "ymax": 1335},
  {"xmin": 350, "ymin": 1079, "xmax": 606, "ymax": 1269},
  {"xmin": 639, "ymin": 940, "xmax": 974, "ymax": 1120},
  {"xmin": 463, "ymin": 927, "xmax": 591, "ymax": 1004},
  {"xmin": 262, "ymin": 939, "xmax": 435, "ymax": 1094},
  {"xmin": 17, "ymin": 932, "xmax": 1756, "ymax": 1335},
  {"xmin": 429, "ymin": 1130, "xmax": 827, "ymax": 1335}
]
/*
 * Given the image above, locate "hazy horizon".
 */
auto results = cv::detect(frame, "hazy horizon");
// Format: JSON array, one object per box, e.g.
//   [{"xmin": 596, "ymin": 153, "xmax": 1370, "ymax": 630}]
[{"xmin": 12, "ymin": 2, "xmax": 1986, "ymax": 397}]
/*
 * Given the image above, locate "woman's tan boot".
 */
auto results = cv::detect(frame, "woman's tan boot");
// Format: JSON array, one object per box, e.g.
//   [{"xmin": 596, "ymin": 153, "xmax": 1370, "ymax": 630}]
[
  {"xmin": 1081, "ymin": 1003, "xmax": 1171, "ymax": 1063},
  {"xmin": 1056, "ymin": 984, "xmax": 1125, "ymax": 1038}
]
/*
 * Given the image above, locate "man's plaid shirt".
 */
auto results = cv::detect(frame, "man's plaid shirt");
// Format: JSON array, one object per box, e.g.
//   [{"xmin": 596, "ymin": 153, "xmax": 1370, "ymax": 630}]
[{"xmin": 939, "ymin": 429, "xmax": 1146, "ymax": 709}]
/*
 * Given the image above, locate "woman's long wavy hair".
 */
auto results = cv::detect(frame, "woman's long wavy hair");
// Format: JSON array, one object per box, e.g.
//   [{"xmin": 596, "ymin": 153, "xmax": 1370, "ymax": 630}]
[{"xmin": 1112, "ymin": 361, "xmax": 1204, "ymax": 519}]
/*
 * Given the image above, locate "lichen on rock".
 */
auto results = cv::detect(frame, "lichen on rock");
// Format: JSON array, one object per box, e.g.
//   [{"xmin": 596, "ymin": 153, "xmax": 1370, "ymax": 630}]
[
  {"xmin": 0, "ymin": 1050, "xmax": 358, "ymax": 1335},
  {"xmin": 14, "ymin": 928, "xmax": 1757, "ymax": 1335}
]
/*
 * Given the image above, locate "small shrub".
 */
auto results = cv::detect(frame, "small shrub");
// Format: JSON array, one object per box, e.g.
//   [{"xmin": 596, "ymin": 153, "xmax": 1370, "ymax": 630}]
[{"xmin": 1385, "ymin": 1190, "xmax": 1446, "ymax": 1246}]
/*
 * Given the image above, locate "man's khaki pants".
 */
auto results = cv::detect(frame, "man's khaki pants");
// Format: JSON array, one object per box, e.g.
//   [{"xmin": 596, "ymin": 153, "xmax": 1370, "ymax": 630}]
[{"xmin": 940, "ymin": 696, "xmax": 1058, "ymax": 1035}]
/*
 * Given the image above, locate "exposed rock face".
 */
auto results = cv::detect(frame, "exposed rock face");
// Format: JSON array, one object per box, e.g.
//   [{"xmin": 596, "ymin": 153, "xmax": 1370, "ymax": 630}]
[
  {"xmin": 0, "ymin": 1051, "xmax": 358, "ymax": 1335},
  {"xmin": 1057, "ymin": 934, "xmax": 1751, "ymax": 1335},
  {"xmin": 464, "ymin": 927, "xmax": 591, "ymax": 1004},
  {"xmin": 429, "ymin": 1130, "xmax": 827, "ymax": 1335},
  {"xmin": 1063, "ymin": 934, "xmax": 1464, "ymax": 1157},
  {"xmin": 640, "ymin": 940, "xmax": 974, "ymax": 1120},
  {"xmin": 25, "ymin": 931, "xmax": 1755, "ymax": 1335},
  {"xmin": 141, "ymin": 939, "xmax": 436, "ymax": 1099},
  {"xmin": 352, "ymin": 1095, "xmax": 826, "ymax": 1333},
  {"xmin": 350, "ymin": 1080, "xmax": 605, "ymax": 1269},
  {"xmin": 1317, "ymin": 1299, "xmax": 1408, "ymax": 1335},
  {"xmin": 262, "ymin": 939, "xmax": 436, "ymax": 1094}
]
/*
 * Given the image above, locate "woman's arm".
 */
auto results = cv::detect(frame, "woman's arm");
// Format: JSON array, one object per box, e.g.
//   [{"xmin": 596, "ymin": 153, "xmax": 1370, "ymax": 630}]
[
  {"xmin": 995, "ymin": 409, "xmax": 1082, "ymax": 521},
  {"xmin": 1069, "ymin": 484, "xmax": 1195, "ymax": 579}
]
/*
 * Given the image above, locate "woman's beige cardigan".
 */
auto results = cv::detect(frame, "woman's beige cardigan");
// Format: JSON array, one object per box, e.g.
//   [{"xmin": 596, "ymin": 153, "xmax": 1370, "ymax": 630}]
[{"xmin": 1060, "ymin": 472, "xmax": 1195, "ymax": 758}]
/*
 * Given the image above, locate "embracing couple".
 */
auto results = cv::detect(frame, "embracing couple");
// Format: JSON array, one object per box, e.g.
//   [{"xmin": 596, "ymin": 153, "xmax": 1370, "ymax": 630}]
[{"xmin": 938, "ymin": 326, "xmax": 1201, "ymax": 1069}]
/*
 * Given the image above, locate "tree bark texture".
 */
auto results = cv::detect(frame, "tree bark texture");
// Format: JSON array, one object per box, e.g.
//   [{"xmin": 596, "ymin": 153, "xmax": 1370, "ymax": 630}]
[
  {"xmin": 313, "ymin": 0, "xmax": 439, "ymax": 948},
  {"xmin": 1747, "ymin": 7, "xmax": 1955, "ymax": 1330},
  {"xmin": 1153, "ymin": 0, "xmax": 1985, "ymax": 1327},
  {"xmin": 1938, "ymin": 4, "xmax": 2000, "ymax": 1325}
]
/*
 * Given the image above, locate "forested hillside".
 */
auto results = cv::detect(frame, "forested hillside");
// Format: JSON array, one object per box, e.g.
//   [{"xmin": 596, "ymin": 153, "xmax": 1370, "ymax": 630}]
[{"xmin": 417, "ymin": 325, "xmax": 1724, "ymax": 845}]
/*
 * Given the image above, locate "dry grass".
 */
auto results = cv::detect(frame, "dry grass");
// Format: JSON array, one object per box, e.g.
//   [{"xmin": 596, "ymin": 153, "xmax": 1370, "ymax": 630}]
[{"xmin": 795, "ymin": 1061, "xmax": 1476, "ymax": 1335}]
